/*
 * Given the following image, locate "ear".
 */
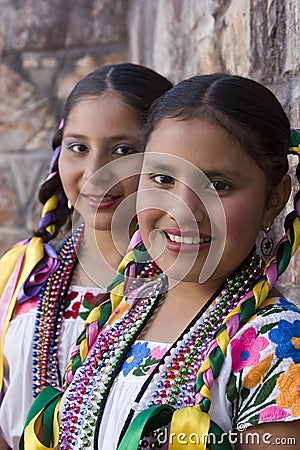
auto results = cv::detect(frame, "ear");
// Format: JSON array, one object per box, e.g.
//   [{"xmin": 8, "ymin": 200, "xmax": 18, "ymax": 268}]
[{"xmin": 263, "ymin": 174, "xmax": 291, "ymax": 227}]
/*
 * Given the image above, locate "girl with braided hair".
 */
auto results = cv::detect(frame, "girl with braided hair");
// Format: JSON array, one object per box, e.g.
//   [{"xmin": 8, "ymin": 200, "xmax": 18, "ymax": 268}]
[
  {"xmin": 0, "ymin": 62, "xmax": 173, "ymax": 450},
  {"xmin": 22, "ymin": 73, "xmax": 300, "ymax": 450}
]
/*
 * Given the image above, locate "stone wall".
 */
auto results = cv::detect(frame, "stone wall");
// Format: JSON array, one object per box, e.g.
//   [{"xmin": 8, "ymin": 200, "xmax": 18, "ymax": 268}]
[{"xmin": 0, "ymin": 0, "xmax": 299, "ymax": 300}]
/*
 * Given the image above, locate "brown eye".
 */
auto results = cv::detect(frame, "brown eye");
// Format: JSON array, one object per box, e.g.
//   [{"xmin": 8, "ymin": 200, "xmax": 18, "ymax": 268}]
[
  {"xmin": 67, "ymin": 143, "xmax": 88, "ymax": 153},
  {"xmin": 152, "ymin": 174, "xmax": 174, "ymax": 185},
  {"xmin": 113, "ymin": 144, "xmax": 137, "ymax": 156},
  {"xmin": 210, "ymin": 180, "xmax": 229, "ymax": 191}
]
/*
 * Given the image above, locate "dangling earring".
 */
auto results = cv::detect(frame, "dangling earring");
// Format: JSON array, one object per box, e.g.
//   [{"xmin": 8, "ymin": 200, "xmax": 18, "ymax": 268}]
[
  {"xmin": 67, "ymin": 200, "xmax": 73, "ymax": 210},
  {"xmin": 260, "ymin": 225, "xmax": 274, "ymax": 260}
]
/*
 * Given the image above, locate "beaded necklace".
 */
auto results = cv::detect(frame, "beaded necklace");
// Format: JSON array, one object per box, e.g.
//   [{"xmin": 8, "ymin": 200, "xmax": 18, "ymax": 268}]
[
  {"xmin": 32, "ymin": 224, "xmax": 84, "ymax": 398},
  {"xmin": 59, "ymin": 251, "xmax": 261, "ymax": 450}
]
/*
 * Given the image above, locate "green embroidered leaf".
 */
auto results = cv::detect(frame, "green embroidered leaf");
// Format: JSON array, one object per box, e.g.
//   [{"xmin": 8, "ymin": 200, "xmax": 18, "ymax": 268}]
[
  {"xmin": 64, "ymin": 300, "xmax": 71, "ymax": 309},
  {"xmin": 241, "ymin": 387, "xmax": 250, "ymax": 400},
  {"xmin": 79, "ymin": 311, "xmax": 90, "ymax": 321},
  {"xmin": 260, "ymin": 308, "xmax": 284, "ymax": 317},
  {"xmin": 132, "ymin": 366, "xmax": 147, "ymax": 376},
  {"xmin": 259, "ymin": 322, "xmax": 278, "ymax": 335},
  {"xmin": 256, "ymin": 305, "xmax": 274, "ymax": 315},
  {"xmin": 142, "ymin": 358, "xmax": 159, "ymax": 368},
  {"xmin": 253, "ymin": 373, "xmax": 278, "ymax": 406},
  {"xmin": 248, "ymin": 414, "xmax": 259, "ymax": 425},
  {"xmin": 226, "ymin": 374, "xmax": 238, "ymax": 402},
  {"xmin": 82, "ymin": 298, "xmax": 93, "ymax": 309}
]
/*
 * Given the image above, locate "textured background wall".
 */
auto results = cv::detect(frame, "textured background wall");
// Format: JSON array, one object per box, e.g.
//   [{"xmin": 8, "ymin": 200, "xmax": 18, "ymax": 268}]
[{"xmin": 0, "ymin": 0, "xmax": 300, "ymax": 300}]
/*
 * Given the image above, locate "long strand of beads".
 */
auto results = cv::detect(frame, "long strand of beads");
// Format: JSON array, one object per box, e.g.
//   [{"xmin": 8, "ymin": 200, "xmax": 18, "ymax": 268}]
[
  {"xmin": 32, "ymin": 224, "xmax": 84, "ymax": 397},
  {"xmin": 59, "ymin": 268, "xmax": 165, "ymax": 450}
]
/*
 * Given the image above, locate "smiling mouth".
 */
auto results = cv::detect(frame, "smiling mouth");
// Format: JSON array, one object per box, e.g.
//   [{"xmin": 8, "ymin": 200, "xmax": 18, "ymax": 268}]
[
  {"xmin": 164, "ymin": 232, "xmax": 211, "ymax": 245},
  {"xmin": 84, "ymin": 194, "xmax": 120, "ymax": 202}
]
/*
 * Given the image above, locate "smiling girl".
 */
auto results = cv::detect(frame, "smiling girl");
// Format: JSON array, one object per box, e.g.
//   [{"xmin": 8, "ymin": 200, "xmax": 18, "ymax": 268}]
[{"xmin": 0, "ymin": 63, "xmax": 172, "ymax": 450}]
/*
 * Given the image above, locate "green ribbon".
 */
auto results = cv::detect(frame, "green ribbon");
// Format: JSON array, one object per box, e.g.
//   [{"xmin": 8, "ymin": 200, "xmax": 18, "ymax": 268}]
[
  {"xmin": 117, "ymin": 404, "xmax": 175, "ymax": 450},
  {"xmin": 19, "ymin": 386, "xmax": 62, "ymax": 450},
  {"xmin": 289, "ymin": 129, "xmax": 300, "ymax": 148}
]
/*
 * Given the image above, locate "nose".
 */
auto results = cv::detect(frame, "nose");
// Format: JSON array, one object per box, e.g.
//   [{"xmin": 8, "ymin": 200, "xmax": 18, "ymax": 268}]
[
  {"xmin": 167, "ymin": 182, "xmax": 206, "ymax": 224},
  {"xmin": 83, "ymin": 154, "xmax": 112, "ymax": 184}
]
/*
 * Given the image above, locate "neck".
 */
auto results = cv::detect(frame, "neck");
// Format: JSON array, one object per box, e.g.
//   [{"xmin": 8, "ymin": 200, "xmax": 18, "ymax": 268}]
[{"xmin": 74, "ymin": 224, "xmax": 129, "ymax": 289}]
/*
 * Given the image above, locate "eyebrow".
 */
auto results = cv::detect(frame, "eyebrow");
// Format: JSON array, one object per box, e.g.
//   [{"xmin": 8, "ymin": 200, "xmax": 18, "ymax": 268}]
[
  {"xmin": 62, "ymin": 133, "xmax": 141, "ymax": 142},
  {"xmin": 202, "ymin": 169, "xmax": 242, "ymax": 179},
  {"xmin": 143, "ymin": 162, "xmax": 242, "ymax": 180},
  {"xmin": 142, "ymin": 162, "xmax": 176, "ymax": 173}
]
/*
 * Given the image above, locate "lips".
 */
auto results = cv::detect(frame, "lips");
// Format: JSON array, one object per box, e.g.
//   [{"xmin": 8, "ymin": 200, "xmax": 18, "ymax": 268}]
[
  {"xmin": 82, "ymin": 193, "xmax": 121, "ymax": 209},
  {"xmin": 162, "ymin": 229, "xmax": 211, "ymax": 253}
]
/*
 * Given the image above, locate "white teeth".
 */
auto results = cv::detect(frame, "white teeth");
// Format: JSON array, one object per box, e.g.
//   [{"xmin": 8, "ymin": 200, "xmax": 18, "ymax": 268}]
[{"xmin": 167, "ymin": 233, "xmax": 211, "ymax": 245}]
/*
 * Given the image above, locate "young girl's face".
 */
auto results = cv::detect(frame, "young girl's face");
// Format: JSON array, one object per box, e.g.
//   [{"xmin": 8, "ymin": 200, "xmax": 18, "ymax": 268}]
[
  {"xmin": 137, "ymin": 117, "xmax": 271, "ymax": 285},
  {"xmin": 59, "ymin": 93, "xmax": 142, "ymax": 232}
]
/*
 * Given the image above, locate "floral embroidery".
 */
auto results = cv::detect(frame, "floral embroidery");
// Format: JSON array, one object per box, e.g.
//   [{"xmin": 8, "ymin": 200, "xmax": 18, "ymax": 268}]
[
  {"xmin": 227, "ymin": 301, "xmax": 300, "ymax": 429},
  {"xmin": 231, "ymin": 327, "xmax": 269, "ymax": 372},
  {"xmin": 64, "ymin": 301, "xmax": 81, "ymax": 319},
  {"xmin": 276, "ymin": 363, "xmax": 300, "ymax": 416},
  {"xmin": 133, "ymin": 345, "xmax": 168, "ymax": 376},
  {"xmin": 269, "ymin": 320, "xmax": 300, "ymax": 363},
  {"xmin": 259, "ymin": 405, "xmax": 289, "ymax": 422},
  {"xmin": 243, "ymin": 354, "xmax": 274, "ymax": 389},
  {"xmin": 122, "ymin": 342, "xmax": 151, "ymax": 376}
]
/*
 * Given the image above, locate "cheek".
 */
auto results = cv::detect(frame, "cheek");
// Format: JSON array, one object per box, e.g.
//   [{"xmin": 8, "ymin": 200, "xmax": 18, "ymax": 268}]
[
  {"xmin": 58, "ymin": 156, "xmax": 78, "ymax": 200},
  {"xmin": 224, "ymin": 200, "xmax": 264, "ymax": 244},
  {"xmin": 122, "ymin": 175, "xmax": 140, "ymax": 195},
  {"xmin": 137, "ymin": 209, "xmax": 159, "ymax": 243}
]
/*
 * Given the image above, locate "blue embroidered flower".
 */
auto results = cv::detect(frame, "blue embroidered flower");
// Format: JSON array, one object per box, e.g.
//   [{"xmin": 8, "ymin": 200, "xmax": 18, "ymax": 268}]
[
  {"xmin": 269, "ymin": 320, "xmax": 300, "ymax": 363},
  {"xmin": 121, "ymin": 342, "xmax": 150, "ymax": 376},
  {"xmin": 276, "ymin": 298, "xmax": 300, "ymax": 314}
]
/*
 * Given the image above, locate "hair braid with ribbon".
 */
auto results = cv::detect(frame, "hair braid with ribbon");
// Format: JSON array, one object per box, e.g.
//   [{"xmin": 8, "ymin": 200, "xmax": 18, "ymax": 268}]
[
  {"xmin": 193, "ymin": 129, "xmax": 300, "ymax": 427},
  {"xmin": 64, "ymin": 230, "xmax": 149, "ymax": 386}
]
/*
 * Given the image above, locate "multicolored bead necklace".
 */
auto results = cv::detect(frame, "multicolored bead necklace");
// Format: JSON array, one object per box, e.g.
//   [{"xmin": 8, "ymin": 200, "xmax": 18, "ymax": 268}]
[
  {"xmin": 32, "ymin": 224, "xmax": 84, "ymax": 397},
  {"xmin": 59, "ymin": 251, "xmax": 261, "ymax": 450}
]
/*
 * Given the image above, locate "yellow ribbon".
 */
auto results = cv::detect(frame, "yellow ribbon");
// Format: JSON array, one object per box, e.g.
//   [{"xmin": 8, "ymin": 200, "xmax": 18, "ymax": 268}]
[
  {"xmin": 41, "ymin": 194, "xmax": 58, "ymax": 235},
  {"xmin": 24, "ymin": 398, "xmax": 61, "ymax": 450},
  {"xmin": 109, "ymin": 281, "xmax": 126, "ymax": 319},
  {"xmin": 0, "ymin": 237, "xmax": 44, "ymax": 392},
  {"xmin": 169, "ymin": 406, "xmax": 210, "ymax": 450}
]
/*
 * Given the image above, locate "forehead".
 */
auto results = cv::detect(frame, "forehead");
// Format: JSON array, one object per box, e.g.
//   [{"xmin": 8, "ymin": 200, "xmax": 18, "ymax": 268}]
[
  {"xmin": 145, "ymin": 117, "xmax": 248, "ymax": 166},
  {"xmin": 66, "ymin": 93, "xmax": 138, "ymax": 127}
]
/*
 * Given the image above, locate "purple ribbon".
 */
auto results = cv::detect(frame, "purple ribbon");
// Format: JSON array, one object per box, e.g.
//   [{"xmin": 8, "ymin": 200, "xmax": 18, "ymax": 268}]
[{"xmin": 17, "ymin": 243, "xmax": 59, "ymax": 304}]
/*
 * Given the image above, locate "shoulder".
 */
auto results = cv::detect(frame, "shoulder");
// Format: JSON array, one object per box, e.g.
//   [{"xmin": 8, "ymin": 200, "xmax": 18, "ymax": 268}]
[
  {"xmin": 229, "ymin": 296, "xmax": 300, "ymax": 371},
  {"xmin": 225, "ymin": 297, "xmax": 300, "ymax": 428}
]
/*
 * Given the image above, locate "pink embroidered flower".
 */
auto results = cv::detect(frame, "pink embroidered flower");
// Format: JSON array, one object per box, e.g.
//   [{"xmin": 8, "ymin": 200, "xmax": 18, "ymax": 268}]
[
  {"xmin": 259, "ymin": 405, "xmax": 289, "ymax": 422},
  {"xmin": 150, "ymin": 345, "xmax": 168, "ymax": 360},
  {"xmin": 231, "ymin": 327, "xmax": 269, "ymax": 372}
]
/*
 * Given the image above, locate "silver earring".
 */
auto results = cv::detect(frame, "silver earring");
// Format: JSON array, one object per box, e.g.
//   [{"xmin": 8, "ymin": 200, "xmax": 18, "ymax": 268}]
[{"xmin": 260, "ymin": 225, "xmax": 274, "ymax": 259}]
